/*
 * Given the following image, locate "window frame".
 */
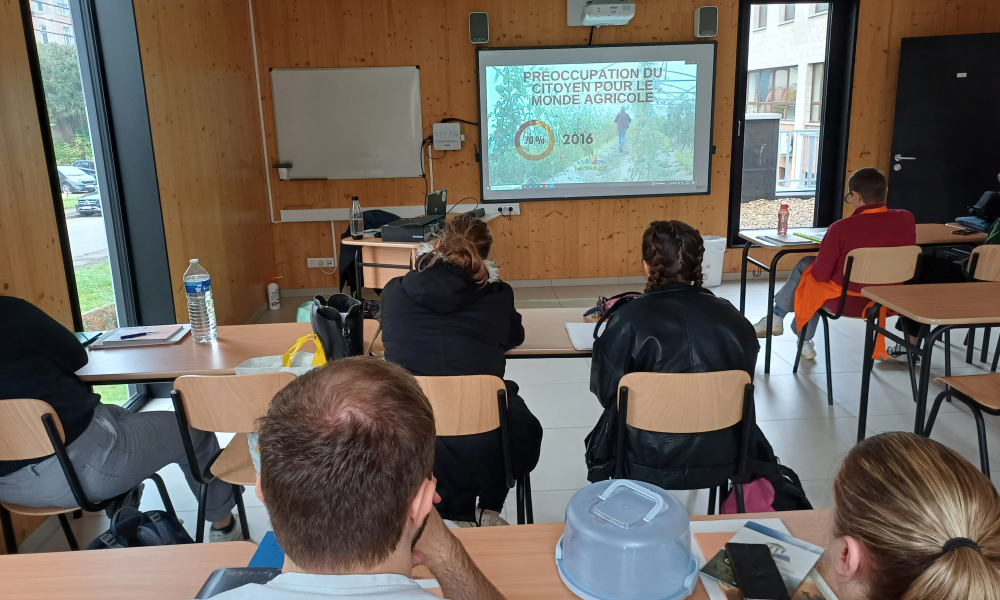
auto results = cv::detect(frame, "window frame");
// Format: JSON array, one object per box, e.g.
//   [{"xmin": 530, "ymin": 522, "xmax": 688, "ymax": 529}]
[
  {"xmin": 753, "ymin": 5, "xmax": 768, "ymax": 30},
  {"xmin": 727, "ymin": 0, "xmax": 860, "ymax": 246},
  {"xmin": 746, "ymin": 65, "xmax": 798, "ymax": 121},
  {"xmin": 780, "ymin": 4, "xmax": 796, "ymax": 23},
  {"xmin": 809, "ymin": 62, "xmax": 824, "ymax": 123},
  {"xmin": 812, "ymin": 3, "xmax": 830, "ymax": 15}
]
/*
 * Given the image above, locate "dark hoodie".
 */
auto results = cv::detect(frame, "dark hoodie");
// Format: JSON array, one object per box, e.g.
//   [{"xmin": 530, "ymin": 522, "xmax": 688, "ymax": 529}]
[{"xmin": 381, "ymin": 255, "xmax": 524, "ymax": 378}]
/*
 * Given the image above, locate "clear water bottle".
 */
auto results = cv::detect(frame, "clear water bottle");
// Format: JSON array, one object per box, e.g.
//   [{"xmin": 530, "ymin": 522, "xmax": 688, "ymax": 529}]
[
  {"xmin": 350, "ymin": 195, "xmax": 364, "ymax": 240},
  {"xmin": 184, "ymin": 259, "xmax": 217, "ymax": 343}
]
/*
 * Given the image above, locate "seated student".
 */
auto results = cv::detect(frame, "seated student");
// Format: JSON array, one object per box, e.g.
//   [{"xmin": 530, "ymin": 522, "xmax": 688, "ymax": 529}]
[
  {"xmin": 587, "ymin": 220, "xmax": 779, "ymax": 488},
  {"xmin": 214, "ymin": 358, "xmax": 505, "ymax": 600},
  {"xmin": 0, "ymin": 295, "xmax": 240, "ymax": 541},
  {"xmin": 831, "ymin": 431, "xmax": 1000, "ymax": 600},
  {"xmin": 754, "ymin": 168, "xmax": 916, "ymax": 360},
  {"xmin": 381, "ymin": 214, "xmax": 542, "ymax": 527}
]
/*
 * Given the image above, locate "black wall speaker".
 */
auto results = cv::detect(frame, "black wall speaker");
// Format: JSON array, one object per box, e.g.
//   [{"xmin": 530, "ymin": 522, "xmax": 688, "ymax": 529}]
[
  {"xmin": 470, "ymin": 12, "xmax": 489, "ymax": 44},
  {"xmin": 694, "ymin": 6, "xmax": 719, "ymax": 38}
]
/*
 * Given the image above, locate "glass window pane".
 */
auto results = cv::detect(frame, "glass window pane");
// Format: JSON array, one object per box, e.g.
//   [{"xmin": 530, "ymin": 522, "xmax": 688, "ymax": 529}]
[{"xmin": 740, "ymin": 3, "xmax": 829, "ymax": 230}]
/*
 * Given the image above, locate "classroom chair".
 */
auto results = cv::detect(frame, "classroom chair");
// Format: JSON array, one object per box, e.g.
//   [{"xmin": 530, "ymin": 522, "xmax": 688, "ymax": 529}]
[
  {"xmin": 925, "ymin": 373, "xmax": 1000, "ymax": 476},
  {"xmin": 365, "ymin": 319, "xmax": 385, "ymax": 357},
  {"xmin": 962, "ymin": 246, "xmax": 1000, "ymax": 372},
  {"xmin": 792, "ymin": 245, "xmax": 922, "ymax": 403},
  {"xmin": 613, "ymin": 371, "xmax": 755, "ymax": 514},
  {"xmin": 0, "ymin": 399, "xmax": 175, "ymax": 553},
  {"xmin": 170, "ymin": 372, "xmax": 296, "ymax": 542},
  {"xmin": 414, "ymin": 375, "xmax": 534, "ymax": 525}
]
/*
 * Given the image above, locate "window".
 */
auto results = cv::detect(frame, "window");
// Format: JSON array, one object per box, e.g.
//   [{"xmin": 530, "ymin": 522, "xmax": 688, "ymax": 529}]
[
  {"xmin": 754, "ymin": 5, "xmax": 767, "ymax": 29},
  {"xmin": 35, "ymin": 1, "xmax": 43, "ymax": 12},
  {"xmin": 57, "ymin": 0, "xmax": 69, "ymax": 16},
  {"xmin": 781, "ymin": 4, "xmax": 796, "ymax": 22},
  {"xmin": 746, "ymin": 66, "xmax": 798, "ymax": 120},
  {"xmin": 63, "ymin": 25, "xmax": 74, "ymax": 45},
  {"xmin": 40, "ymin": 24, "xmax": 49, "ymax": 44},
  {"xmin": 812, "ymin": 3, "xmax": 829, "ymax": 14},
  {"xmin": 809, "ymin": 63, "xmax": 824, "ymax": 122}
]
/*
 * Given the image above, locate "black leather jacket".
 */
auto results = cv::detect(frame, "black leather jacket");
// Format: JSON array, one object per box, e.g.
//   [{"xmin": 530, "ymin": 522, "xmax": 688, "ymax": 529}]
[{"xmin": 585, "ymin": 284, "xmax": 778, "ymax": 487}]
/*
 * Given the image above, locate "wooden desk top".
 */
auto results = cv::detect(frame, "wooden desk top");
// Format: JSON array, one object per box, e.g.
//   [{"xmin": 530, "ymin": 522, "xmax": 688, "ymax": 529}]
[
  {"xmin": 78, "ymin": 308, "xmax": 592, "ymax": 382},
  {"xmin": 0, "ymin": 511, "xmax": 833, "ymax": 600},
  {"xmin": 740, "ymin": 222, "xmax": 987, "ymax": 249},
  {"xmin": 0, "ymin": 540, "xmax": 257, "ymax": 600},
  {"xmin": 342, "ymin": 236, "xmax": 422, "ymax": 249},
  {"xmin": 453, "ymin": 510, "xmax": 835, "ymax": 600},
  {"xmin": 862, "ymin": 281, "xmax": 1000, "ymax": 325}
]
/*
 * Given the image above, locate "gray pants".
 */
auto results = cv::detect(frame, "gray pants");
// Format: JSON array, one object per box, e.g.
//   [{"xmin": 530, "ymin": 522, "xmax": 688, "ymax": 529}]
[
  {"xmin": 773, "ymin": 256, "xmax": 820, "ymax": 341},
  {"xmin": 0, "ymin": 404, "xmax": 235, "ymax": 521}
]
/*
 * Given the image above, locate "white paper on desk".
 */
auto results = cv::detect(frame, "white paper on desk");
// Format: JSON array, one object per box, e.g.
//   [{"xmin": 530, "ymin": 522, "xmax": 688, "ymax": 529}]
[
  {"xmin": 690, "ymin": 518, "xmax": 838, "ymax": 600},
  {"xmin": 566, "ymin": 322, "xmax": 606, "ymax": 351}
]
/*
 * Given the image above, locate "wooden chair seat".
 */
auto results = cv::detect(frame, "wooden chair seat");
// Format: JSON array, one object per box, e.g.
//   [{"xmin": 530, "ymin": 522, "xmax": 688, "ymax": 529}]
[
  {"xmin": 1, "ymin": 502, "xmax": 77, "ymax": 517},
  {"xmin": 936, "ymin": 374, "xmax": 1000, "ymax": 410},
  {"xmin": 211, "ymin": 434, "xmax": 258, "ymax": 485}
]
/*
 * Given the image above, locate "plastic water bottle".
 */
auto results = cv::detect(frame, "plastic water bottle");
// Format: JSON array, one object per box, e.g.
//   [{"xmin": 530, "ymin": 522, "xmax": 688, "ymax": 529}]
[
  {"xmin": 777, "ymin": 203, "xmax": 790, "ymax": 235},
  {"xmin": 184, "ymin": 259, "xmax": 217, "ymax": 343},
  {"xmin": 350, "ymin": 195, "xmax": 364, "ymax": 240}
]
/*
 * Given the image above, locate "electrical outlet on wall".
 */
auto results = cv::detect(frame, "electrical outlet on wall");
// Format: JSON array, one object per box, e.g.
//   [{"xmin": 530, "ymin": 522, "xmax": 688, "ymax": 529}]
[
  {"xmin": 307, "ymin": 258, "xmax": 337, "ymax": 269},
  {"xmin": 482, "ymin": 203, "xmax": 521, "ymax": 216}
]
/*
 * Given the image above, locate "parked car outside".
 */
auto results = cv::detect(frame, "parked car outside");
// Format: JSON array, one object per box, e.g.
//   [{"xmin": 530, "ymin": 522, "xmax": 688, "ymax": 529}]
[
  {"xmin": 57, "ymin": 165, "xmax": 97, "ymax": 195},
  {"xmin": 73, "ymin": 159, "xmax": 96, "ymax": 176},
  {"xmin": 75, "ymin": 191, "xmax": 102, "ymax": 216}
]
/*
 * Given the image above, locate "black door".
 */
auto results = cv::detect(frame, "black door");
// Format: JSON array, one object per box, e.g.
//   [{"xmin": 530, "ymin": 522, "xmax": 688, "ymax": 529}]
[{"xmin": 888, "ymin": 33, "xmax": 1000, "ymax": 223}]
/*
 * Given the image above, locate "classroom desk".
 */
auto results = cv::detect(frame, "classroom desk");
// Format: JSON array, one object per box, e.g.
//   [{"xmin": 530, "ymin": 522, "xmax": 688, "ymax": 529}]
[
  {"xmin": 0, "ymin": 511, "xmax": 834, "ymax": 600},
  {"xmin": 77, "ymin": 308, "xmax": 593, "ymax": 383},
  {"xmin": 857, "ymin": 282, "xmax": 1000, "ymax": 441},
  {"xmin": 739, "ymin": 223, "xmax": 988, "ymax": 374}
]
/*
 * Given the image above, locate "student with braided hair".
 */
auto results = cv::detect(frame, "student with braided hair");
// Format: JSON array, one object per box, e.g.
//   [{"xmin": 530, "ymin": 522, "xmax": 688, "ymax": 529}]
[{"xmin": 586, "ymin": 220, "xmax": 780, "ymax": 490}]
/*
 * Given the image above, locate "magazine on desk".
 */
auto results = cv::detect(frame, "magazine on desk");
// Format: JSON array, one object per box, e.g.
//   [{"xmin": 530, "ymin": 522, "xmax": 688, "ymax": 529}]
[{"xmin": 691, "ymin": 518, "xmax": 838, "ymax": 600}]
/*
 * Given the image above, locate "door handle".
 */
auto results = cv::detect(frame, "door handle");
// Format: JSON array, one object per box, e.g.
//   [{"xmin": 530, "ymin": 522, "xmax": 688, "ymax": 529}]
[{"xmin": 894, "ymin": 154, "xmax": 917, "ymax": 161}]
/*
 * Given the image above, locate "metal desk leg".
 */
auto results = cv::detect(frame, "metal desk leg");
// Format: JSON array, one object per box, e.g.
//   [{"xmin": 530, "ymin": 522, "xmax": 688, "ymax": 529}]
[
  {"xmin": 857, "ymin": 304, "xmax": 881, "ymax": 443},
  {"xmin": 915, "ymin": 326, "xmax": 949, "ymax": 435},
  {"xmin": 740, "ymin": 241, "xmax": 752, "ymax": 315},
  {"xmin": 353, "ymin": 246, "xmax": 363, "ymax": 300},
  {"xmin": 763, "ymin": 251, "xmax": 785, "ymax": 374}
]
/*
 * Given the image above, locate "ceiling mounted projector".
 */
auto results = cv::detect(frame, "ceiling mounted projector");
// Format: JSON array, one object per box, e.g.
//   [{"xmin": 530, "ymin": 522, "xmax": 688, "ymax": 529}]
[{"xmin": 582, "ymin": 0, "xmax": 635, "ymax": 26}]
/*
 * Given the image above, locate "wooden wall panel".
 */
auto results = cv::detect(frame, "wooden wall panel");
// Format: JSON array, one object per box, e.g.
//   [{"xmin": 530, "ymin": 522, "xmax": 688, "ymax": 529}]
[
  {"xmin": 252, "ymin": 0, "xmax": 742, "ymax": 286},
  {"xmin": 0, "ymin": 0, "xmax": 68, "ymax": 553},
  {"xmin": 0, "ymin": 0, "xmax": 74, "ymax": 328},
  {"xmin": 133, "ymin": 0, "xmax": 274, "ymax": 325}
]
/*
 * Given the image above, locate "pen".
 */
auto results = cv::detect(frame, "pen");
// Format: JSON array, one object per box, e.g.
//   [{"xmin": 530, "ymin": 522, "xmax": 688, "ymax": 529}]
[{"xmin": 121, "ymin": 331, "xmax": 158, "ymax": 340}]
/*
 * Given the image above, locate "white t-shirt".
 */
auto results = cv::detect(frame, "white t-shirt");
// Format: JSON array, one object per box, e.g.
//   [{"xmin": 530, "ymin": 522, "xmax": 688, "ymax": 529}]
[{"xmin": 207, "ymin": 573, "xmax": 441, "ymax": 600}]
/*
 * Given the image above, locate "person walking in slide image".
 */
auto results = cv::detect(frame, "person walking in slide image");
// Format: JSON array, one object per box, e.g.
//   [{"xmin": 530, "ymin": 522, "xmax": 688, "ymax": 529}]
[{"xmin": 615, "ymin": 106, "xmax": 631, "ymax": 153}]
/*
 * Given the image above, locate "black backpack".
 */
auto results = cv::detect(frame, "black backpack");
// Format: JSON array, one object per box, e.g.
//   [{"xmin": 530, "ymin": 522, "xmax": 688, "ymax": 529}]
[{"xmin": 88, "ymin": 507, "xmax": 193, "ymax": 549}]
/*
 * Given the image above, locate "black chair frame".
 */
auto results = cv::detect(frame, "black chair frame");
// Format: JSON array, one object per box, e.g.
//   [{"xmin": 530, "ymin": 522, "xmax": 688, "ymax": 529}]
[
  {"xmin": 496, "ymin": 389, "xmax": 533, "ymax": 525},
  {"xmin": 613, "ymin": 382, "xmax": 756, "ymax": 515},
  {"xmin": 925, "ymin": 386, "xmax": 1000, "ymax": 477},
  {"xmin": 0, "ymin": 413, "xmax": 176, "ymax": 554},
  {"xmin": 793, "ymin": 254, "xmax": 924, "ymax": 404},
  {"xmin": 170, "ymin": 390, "xmax": 251, "ymax": 543},
  {"xmin": 960, "ymin": 252, "xmax": 1000, "ymax": 372}
]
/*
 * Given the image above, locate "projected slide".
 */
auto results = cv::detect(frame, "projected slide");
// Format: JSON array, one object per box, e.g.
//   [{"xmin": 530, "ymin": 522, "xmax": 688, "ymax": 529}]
[{"xmin": 477, "ymin": 44, "xmax": 716, "ymax": 202}]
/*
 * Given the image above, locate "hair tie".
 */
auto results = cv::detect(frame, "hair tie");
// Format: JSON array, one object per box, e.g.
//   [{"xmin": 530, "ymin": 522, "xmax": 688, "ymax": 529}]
[{"xmin": 942, "ymin": 538, "xmax": 981, "ymax": 555}]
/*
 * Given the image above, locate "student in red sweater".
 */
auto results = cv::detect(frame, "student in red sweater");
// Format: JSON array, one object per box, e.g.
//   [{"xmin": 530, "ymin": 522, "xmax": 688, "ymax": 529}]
[{"xmin": 755, "ymin": 168, "xmax": 916, "ymax": 360}]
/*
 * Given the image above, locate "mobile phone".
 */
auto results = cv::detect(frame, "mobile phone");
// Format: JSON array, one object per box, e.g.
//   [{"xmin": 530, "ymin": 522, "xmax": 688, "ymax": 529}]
[
  {"xmin": 952, "ymin": 228, "xmax": 976, "ymax": 235},
  {"xmin": 725, "ymin": 543, "xmax": 790, "ymax": 600}
]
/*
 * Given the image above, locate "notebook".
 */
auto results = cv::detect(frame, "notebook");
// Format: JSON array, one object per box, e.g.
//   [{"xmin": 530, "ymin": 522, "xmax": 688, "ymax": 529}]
[
  {"xmin": 566, "ymin": 321, "xmax": 606, "ymax": 351},
  {"xmin": 89, "ymin": 325, "xmax": 190, "ymax": 349}
]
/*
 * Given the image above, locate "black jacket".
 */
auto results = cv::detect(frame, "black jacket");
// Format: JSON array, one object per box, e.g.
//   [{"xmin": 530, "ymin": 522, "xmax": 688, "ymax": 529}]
[
  {"xmin": 381, "ymin": 256, "xmax": 524, "ymax": 377},
  {"xmin": 586, "ymin": 284, "xmax": 778, "ymax": 487},
  {"xmin": 0, "ymin": 297, "xmax": 100, "ymax": 477}
]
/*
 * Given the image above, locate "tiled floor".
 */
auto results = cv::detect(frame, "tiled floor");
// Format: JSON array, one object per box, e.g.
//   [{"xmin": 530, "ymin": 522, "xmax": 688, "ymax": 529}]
[{"xmin": 18, "ymin": 276, "xmax": 999, "ymax": 552}]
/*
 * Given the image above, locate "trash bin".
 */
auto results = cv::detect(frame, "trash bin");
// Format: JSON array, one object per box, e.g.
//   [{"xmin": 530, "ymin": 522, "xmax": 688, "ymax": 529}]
[{"xmin": 701, "ymin": 235, "xmax": 726, "ymax": 288}]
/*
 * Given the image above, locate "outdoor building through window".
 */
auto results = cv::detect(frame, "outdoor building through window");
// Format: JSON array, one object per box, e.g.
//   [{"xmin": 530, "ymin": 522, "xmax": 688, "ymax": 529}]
[
  {"xmin": 738, "ymin": 3, "xmax": 830, "ymax": 230},
  {"xmin": 813, "ymin": 3, "xmax": 829, "ymax": 14}
]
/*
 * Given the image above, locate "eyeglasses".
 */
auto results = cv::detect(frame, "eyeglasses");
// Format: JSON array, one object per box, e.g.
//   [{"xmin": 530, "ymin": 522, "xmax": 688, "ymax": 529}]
[{"xmin": 843, "ymin": 191, "xmax": 854, "ymax": 203}]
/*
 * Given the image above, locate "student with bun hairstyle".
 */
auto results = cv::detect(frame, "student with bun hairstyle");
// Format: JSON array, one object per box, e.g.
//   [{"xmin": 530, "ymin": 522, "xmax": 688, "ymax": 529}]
[
  {"xmin": 587, "ymin": 220, "xmax": 780, "ymax": 488},
  {"xmin": 831, "ymin": 432, "xmax": 1000, "ymax": 600},
  {"xmin": 381, "ymin": 214, "xmax": 542, "ymax": 527}
]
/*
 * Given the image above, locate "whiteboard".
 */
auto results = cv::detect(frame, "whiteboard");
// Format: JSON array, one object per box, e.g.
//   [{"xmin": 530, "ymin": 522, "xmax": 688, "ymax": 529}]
[{"xmin": 270, "ymin": 67, "xmax": 423, "ymax": 180}]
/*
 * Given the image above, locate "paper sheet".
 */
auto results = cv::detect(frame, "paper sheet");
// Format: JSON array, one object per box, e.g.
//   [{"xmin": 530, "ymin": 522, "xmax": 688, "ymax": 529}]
[{"xmin": 565, "ymin": 322, "xmax": 605, "ymax": 351}]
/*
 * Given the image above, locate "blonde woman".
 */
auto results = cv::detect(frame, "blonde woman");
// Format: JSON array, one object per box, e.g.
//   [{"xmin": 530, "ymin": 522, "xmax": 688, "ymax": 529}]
[{"xmin": 831, "ymin": 432, "xmax": 1000, "ymax": 599}]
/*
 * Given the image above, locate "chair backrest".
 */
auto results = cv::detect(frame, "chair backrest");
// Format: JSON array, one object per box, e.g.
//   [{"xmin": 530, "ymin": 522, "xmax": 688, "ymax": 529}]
[
  {"xmin": 617, "ymin": 371, "xmax": 751, "ymax": 434},
  {"xmin": 0, "ymin": 399, "xmax": 65, "ymax": 461},
  {"xmin": 970, "ymin": 245, "xmax": 1000, "ymax": 282},
  {"xmin": 844, "ymin": 246, "xmax": 921, "ymax": 285},
  {"xmin": 173, "ymin": 372, "xmax": 297, "ymax": 433},
  {"xmin": 414, "ymin": 375, "xmax": 504, "ymax": 436}
]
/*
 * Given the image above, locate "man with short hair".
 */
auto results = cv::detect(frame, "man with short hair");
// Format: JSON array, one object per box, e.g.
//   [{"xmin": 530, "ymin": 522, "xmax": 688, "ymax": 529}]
[
  {"xmin": 754, "ymin": 168, "xmax": 916, "ymax": 360},
  {"xmin": 212, "ymin": 357, "xmax": 505, "ymax": 600}
]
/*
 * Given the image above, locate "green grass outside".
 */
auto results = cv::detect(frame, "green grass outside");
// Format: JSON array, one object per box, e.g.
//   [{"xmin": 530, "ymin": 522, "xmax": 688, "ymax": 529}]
[
  {"xmin": 75, "ymin": 260, "xmax": 115, "ymax": 313},
  {"xmin": 63, "ymin": 196, "xmax": 77, "ymax": 209},
  {"xmin": 95, "ymin": 384, "xmax": 129, "ymax": 406}
]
